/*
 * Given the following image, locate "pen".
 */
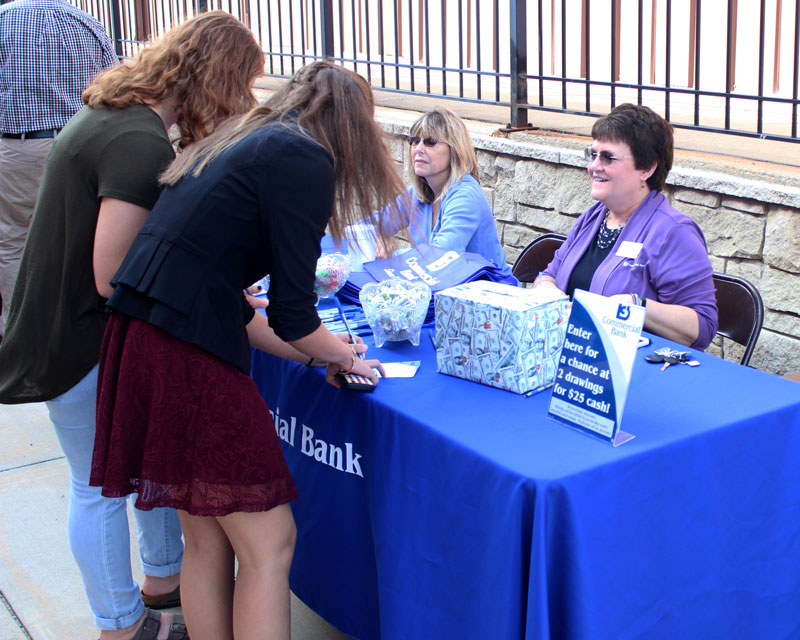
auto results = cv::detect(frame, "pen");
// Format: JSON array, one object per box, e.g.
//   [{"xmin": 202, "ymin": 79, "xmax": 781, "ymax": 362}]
[{"xmin": 334, "ymin": 297, "xmax": 365, "ymax": 358}]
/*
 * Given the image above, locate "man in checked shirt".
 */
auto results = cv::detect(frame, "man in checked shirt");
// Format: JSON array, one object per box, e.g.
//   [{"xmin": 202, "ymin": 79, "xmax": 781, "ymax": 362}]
[{"xmin": 0, "ymin": 0, "xmax": 117, "ymax": 339}]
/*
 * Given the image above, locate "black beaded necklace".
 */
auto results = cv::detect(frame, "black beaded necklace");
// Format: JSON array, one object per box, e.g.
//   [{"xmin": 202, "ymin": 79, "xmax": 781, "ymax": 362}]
[{"xmin": 596, "ymin": 212, "xmax": 623, "ymax": 250}]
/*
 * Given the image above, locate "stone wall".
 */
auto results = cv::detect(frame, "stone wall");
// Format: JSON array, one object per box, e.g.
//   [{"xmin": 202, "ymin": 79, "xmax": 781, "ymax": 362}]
[{"xmin": 380, "ymin": 119, "xmax": 800, "ymax": 376}]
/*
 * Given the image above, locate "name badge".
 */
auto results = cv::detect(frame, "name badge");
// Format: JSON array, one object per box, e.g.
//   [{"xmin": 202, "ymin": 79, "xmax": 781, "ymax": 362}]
[{"xmin": 616, "ymin": 241, "xmax": 643, "ymax": 259}]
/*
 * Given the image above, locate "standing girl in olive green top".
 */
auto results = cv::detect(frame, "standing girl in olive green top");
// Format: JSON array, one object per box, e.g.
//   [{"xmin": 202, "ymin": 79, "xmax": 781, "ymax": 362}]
[{"xmin": 0, "ymin": 12, "xmax": 264, "ymax": 640}]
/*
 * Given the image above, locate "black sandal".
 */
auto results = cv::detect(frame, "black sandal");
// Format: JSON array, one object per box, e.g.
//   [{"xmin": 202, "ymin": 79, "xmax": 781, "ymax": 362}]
[
  {"xmin": 132, "ymin": 610, "xmax": 160, "ymax": 640},
  {"xmin": 132, "ymin": 609, "xmax": 190, "ymax": 640},
  {"xmin": 166, "ymin": 614, "xmax": 189, "ymax": 640}
]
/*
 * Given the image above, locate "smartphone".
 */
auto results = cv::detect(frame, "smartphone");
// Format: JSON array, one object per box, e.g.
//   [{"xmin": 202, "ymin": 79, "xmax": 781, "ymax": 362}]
[{"xmin": 336, "ymin": 372, "xmax": 376, "ymax": 392}]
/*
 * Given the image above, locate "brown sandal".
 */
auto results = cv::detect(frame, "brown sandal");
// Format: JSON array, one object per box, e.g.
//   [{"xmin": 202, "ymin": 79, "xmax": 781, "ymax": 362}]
[{"xmin": 140, "ymin": 584, "xmax": 181, "ymax": 609}]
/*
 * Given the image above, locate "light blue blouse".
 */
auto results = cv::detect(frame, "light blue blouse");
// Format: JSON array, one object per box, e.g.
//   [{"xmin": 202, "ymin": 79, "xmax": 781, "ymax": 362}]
[{"xmin": 403, "ymin": 174, "xmax": 514, "ymax": 279}]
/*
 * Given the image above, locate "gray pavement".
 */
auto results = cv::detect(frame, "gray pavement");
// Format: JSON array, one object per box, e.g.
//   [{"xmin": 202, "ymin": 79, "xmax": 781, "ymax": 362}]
[{"xmin": 0, "ymin": 401, "xmax": 351, "ymax": 640}]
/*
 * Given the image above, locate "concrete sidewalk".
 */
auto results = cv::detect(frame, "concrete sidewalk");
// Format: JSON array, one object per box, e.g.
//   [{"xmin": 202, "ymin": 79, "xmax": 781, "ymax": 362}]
[{"xmin": 0, "ymin": 401, "xmax": 351, "ymax": 640}]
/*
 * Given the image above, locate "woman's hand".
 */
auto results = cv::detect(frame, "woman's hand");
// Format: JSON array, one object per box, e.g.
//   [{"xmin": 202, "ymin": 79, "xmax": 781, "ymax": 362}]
[
  {"xmin": 244, "ymin": 289, "xmax": 269, "ymax": 309},
  {"xmin": 287, "ymin": 324, "xmax": 386, "ymax": 386},
  {"xmin": 533, "ymin": 275, "xmax": 561, "ymax": 291},
  {"xmin": 325, "ymin": 356, "xmax": 385, "ymax": 387},
  {"xmin": 333, "ymin": 332, "xmax": 368, "ymax": 356},
  {"xmin": 532, "ymin": 275, "xmax": 569, "ymax": 308},
  {"xmin": 304, "ymin": 334, "xmax": 366, "ymax": 367}
]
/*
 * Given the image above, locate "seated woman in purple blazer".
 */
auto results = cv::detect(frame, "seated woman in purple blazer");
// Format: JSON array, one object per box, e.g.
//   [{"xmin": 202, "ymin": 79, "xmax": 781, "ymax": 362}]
[{"xmin": 535, "ymin": 103, "xmax": 718, "ymax": 350}]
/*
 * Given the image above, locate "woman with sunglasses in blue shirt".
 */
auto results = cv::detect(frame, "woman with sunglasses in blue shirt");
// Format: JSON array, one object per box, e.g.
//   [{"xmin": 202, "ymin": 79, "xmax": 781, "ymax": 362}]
[
  {"xmin": 380, "ymin": 107, "xmax": 515, "ymax": 281},
  {"xmin": 535, "ymin": 103, "xmax": 718, "ymax": 349}
]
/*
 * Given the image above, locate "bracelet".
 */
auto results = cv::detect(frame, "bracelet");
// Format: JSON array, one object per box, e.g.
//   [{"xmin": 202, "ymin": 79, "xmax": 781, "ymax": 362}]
[
  {"xmin": 631, "ymin": 292, "xmax": 646, "ymax": 307},
  {"xmin": 339, "ymin": 354, "xmax": 357, "ymax": 375},
  {"xmin": 305, "ymin": 355, "xmax": 314, "ymax": 367}
]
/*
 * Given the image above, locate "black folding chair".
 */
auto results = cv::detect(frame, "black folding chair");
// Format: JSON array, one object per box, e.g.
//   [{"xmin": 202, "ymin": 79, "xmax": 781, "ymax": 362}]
[
  {"xmin": 511, "ymin": 232, "xmax": 567, "ymax": 284},
  {"xmin": 712, "ymin": 272, "xmax": 764, "ymax": 366}
]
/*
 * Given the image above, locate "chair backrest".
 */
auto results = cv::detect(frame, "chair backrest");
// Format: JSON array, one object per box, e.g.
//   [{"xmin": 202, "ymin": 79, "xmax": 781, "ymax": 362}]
[
  {"xmin": 712, "ymin": 272, "xmax": 764, "ymax": 366},
  {"xmin": 512, "ymin": 232, "xmax": 567, "ymax": 283}
]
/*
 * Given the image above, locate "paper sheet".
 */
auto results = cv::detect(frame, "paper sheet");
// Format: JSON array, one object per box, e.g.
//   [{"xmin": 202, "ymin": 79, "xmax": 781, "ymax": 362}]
[{"xmin": 380, "ymin": 361, "xmax": 421, "ymax": 378}]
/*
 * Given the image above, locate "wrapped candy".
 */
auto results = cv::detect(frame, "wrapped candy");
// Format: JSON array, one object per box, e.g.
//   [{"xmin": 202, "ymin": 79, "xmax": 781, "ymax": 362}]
[
  {"xmin": 359, "ymin": 278, "xmax": 432, "ymax": 347},
  {"xmin": 314, "ymin": 253, "xmax": 352, "ymax": 300}
]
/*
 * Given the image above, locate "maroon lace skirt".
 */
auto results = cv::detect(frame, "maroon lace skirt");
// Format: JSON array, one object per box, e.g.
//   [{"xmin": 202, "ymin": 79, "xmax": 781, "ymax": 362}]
[{"xmin": 90, "ymin": 313, "xmax": 298, "ymax": 516}]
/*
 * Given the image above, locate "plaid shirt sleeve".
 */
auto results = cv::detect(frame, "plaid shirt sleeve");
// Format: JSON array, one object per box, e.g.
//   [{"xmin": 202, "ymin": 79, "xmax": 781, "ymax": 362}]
[{"xmin": 0, "ymin": 0, "xmax": 118, "ymax": 133}]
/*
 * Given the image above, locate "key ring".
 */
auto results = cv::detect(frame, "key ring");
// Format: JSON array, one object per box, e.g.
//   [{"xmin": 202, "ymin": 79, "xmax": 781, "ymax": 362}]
[{"xmin": 645, "ymin": 348, "xmax": 689, "ymax": 364}]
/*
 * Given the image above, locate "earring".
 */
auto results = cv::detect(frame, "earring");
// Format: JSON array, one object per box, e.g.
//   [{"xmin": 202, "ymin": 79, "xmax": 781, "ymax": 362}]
[{"xmin": 641, "ymin": 178, "xmax": 647, "ymax": 190}]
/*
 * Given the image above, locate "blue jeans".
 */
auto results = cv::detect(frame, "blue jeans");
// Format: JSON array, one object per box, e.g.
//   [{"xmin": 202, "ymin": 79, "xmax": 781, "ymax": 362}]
[{"xmin": 47, "ymin": 365, "xmax": 183, "ymax": 630}]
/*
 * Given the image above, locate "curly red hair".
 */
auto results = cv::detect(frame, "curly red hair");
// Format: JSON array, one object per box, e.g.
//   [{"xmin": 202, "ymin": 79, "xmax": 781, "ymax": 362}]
[{"xmin": 83, "ymin": 11, "xmax": 264, "ymax": 147}]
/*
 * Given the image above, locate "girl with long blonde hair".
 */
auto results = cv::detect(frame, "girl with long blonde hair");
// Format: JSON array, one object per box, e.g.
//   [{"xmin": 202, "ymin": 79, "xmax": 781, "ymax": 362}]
[{"xmin": 380, "ymin": 106, "xmax": 515, "ymax": 280}]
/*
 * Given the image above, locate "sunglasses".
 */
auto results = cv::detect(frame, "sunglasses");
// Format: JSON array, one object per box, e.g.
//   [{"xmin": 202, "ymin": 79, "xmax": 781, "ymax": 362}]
[
  {"xmin": 407, "ymin": 136, "xmax": 442, "ymax": 148},
  {"xmin": 584, "ymin": 147, "xmax": 633, "ymax": 165}
]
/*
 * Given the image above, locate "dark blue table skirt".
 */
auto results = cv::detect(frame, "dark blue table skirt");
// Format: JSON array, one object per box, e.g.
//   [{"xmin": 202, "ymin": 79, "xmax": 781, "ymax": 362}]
[{"xmin": 252, "ymin": 331, "xmax": 800, "ymax": 640}]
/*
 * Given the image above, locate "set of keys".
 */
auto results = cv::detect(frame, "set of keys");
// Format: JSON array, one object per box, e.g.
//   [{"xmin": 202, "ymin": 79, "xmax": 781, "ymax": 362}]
[{"xmin": 645, "ymin": 347, "xmax": 698, "ymax": 371}]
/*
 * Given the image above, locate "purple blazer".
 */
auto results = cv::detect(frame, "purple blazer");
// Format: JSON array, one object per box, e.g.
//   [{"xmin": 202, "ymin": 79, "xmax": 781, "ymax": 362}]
[{"xmin": 542, "ymin": 191, "xmax": 718, "ymax": 350}]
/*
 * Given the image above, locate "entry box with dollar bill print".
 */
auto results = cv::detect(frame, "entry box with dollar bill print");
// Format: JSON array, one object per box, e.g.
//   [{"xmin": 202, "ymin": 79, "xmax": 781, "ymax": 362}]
[{"xmin": 433, "ymin": 281, "xmax": 570, "ymax": 394}]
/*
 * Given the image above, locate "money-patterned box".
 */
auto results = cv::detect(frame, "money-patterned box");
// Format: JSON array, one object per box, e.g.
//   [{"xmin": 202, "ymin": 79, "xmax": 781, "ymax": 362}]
[{"xmin": 434, "ymin": 281, "xmax": 570, "ymax": 394}]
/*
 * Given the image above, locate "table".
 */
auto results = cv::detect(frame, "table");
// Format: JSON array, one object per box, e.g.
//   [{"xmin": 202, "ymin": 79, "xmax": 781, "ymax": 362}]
[{"xmin": 251, "ymin": 329, "xmax": 800, "ymax": 640}]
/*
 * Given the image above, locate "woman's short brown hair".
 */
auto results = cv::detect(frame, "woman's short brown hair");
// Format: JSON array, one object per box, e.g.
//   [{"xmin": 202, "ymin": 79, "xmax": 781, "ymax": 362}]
[
  {"xmin": 83, "ymin": 11, "xmax": 264, "ymax": 147},
  {"xmin": 591, "ymin": 103, "xmax": 673, "ymax": 192}
]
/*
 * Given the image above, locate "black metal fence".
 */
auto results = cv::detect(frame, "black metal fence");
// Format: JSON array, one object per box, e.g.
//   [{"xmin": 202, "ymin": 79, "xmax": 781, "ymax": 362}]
[{"xmin": 73, "ymin": 0, "xmax": 800, "ymax": 143}]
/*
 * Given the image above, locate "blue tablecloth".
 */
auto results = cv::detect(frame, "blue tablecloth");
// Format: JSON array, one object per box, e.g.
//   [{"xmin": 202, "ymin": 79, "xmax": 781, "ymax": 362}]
[{"xmin": 251, "ymin": 331, "xmax": 800, "ymax": 640}]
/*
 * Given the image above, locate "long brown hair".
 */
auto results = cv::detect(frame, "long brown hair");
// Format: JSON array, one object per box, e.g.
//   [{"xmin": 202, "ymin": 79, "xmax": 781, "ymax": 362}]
[
  {"xmin": 82, "ymin": 11, "xmax": 264, "ymax": 148},
  {"xmin": 162, "ymin": 60, "xmax": 407, "ymax": 244}
]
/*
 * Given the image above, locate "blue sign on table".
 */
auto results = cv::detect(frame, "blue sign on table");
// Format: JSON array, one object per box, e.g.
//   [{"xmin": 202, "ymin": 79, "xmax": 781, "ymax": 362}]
[{"xmin": 547, "ymin": 289, "xmax": 645, "ymax": 446}]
